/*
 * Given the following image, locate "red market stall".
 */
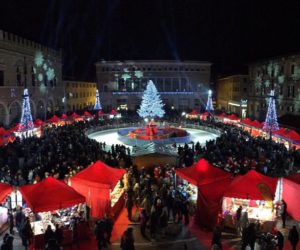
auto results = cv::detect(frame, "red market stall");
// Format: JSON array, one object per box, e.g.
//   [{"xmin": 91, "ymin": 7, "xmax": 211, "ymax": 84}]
[
  {"xmin": 69, "ymin": 112, "xmax": 83, "ymax": 122},
  {"xmin": 19, "ymin": 177, "xmax": 87, "ymax": 249},
  {"xmin": 60, "ymin": 113, "xmax": 68, "ymax": 119},
  {"xmin": 223, "ymin": 170, "xmax": 278, "ymax": 231},
  {"xmin": 34, "ymin": 119, "xmax": 45, "ymax": 127},
  {"xmin": 47, "ymin": 115, "xmax": 65, "ymax": 126},
  {"xmin": 282, "ymin": 173, "xmax": 300, "ymax": 221},
  {"xmin": 176, "ymin": 159, "xmax": 232, "ymax": 229},
  {"xmin": 70, "ymin": 161, "xmax": 126, "ymax": 219},
  {"xmin": 186, "ymin": 109, "xmax": 200, "ymax": 119},
  {"xmin": 19, "ymin": 177, "xmax": 85, "ymax": 212}
]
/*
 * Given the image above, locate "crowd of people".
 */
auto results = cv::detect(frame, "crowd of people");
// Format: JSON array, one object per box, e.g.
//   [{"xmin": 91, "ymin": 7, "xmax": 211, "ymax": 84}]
[
  {"xmin": 178, "ymin": 119, "xmax": 300, "ymax": 177},
  {"xmin": 0, "ymin": 114, "xmax": 299, "ymax": 249},
  {"xmin": 0, "ymin": 119, "xmax": 132, "ymax": 186}
]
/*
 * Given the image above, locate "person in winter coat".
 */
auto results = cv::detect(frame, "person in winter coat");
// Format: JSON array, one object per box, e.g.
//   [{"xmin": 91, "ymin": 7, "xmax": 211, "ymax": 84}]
[{"xmin": 288, "ymin": 226, "xmax": 299, "ymax": 250}]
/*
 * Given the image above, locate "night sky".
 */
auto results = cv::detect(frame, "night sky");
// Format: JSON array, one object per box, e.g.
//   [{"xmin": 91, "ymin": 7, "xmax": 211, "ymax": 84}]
[{"xmin": 1, "ymin": 0, "xmax": 300, "ymax": 81}]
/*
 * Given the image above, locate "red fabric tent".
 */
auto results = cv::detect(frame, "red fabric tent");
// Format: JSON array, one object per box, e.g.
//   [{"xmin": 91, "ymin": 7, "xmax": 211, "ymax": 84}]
[
  {"xmin": 109, "ymin": 109, "xmax": 118, "ymax": 116},
  {"xmin": 0, "ymin": 183, "xmax": 13, "ymax": 202},
  {"xmin": 47, "ymin": 115, "xmax": 60, "ymax": 123},
  {"xmin": 176, "ymin": 159, "xmax": 232, "ymax": 229},
  {"xmin": 70, "ymin": 161, "xmax": 125, "ymax": 218},
  {"xmin": 228, "ymin": 114, "xmax": 239, "ymax": 120},
  {"xmin": 10, "ymin": 123, "xmax": 25, "ymax": 132},
  {"xmin": 19, "ymin": 177, "xmax": 85, "ymax": 212},
  {"xmin": 241, "ymin": 118, "xmax": 252, "ymax": 125},
  {"xmin": 224, "ymin": 170, "xmax": 278, "ymax": 201},
  {"xmin": 60, "ymin": 113, "xmax": 68, "ymax": 119},
  {"xmin": 0, "ymin": 127, "xmax": 6, "ymax": 135},
  {"xmin": 34, "ymin": 119, "xmax": 45, "ymax": 126},
  {"xmin": 285, "ymin": 130, "xmax": 300, "ymax": 141},
  {"xmin": 189, "ymin": 109, "xmax": 199, "ymax": 115},
  {"xmin": 218, "ymin": 112, "xmax": 227, "ymax": 118},
  {"xmin": 70, "ymin": 112, "xmax": 80, "ymax": 118},
  {"xmin": 274, "ymin": 127, "xmax": 289, "ymax": 136},
  {"xmin": 83, "ymin": 111, "xmax": 92, "ymax": 117},
  {"xmin": 98, "ymin": 110, "xmax": 105, "ymax": 116},
  {"xmin": 251, "ymin": 120, "xmax": 263, "ymax": 129},
  {"xmin": 283, "ymin": 174, "xmax": 300, "ymax": 220}
]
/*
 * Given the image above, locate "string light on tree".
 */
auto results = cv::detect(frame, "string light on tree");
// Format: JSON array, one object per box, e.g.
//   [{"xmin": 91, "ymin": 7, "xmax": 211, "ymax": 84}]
[
  {"xmin": 206, "ymin": 89, "xmax": 214, "ymax": 112},
  {"xmin": 263, "ymin": 90, "xmax": 279, "ymax": 135},
  {"xmin": 137, "ymin": 80, "xmax": 165, "ymax": 118},
  {"xmin": 94, "ymin": 89, "xmax": 102, "ymax": 110},
  {"xmin": 20, "ymin": 88, "xmax": 34, "ymax": 130}
]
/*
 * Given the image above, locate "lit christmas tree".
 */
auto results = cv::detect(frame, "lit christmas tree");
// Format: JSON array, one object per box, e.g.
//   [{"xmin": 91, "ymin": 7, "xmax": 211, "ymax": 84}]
[
  {"xmin": 94, "ymin": 89, "xmax": 102, "ymax": 110},
  {"xmin": 137, "ymin": 80, "xmax": 165, "ymax": 118},
  {"xmin": 263, "ymin": 90, "xmax": 279, "ymax": 133},
  {"xmin": 20, "ymin": 88, "xmax": 34, "ymax": 130},
  {"xmin": 205, "ymin": 89, "xmax": 214, "ymax": 112}
]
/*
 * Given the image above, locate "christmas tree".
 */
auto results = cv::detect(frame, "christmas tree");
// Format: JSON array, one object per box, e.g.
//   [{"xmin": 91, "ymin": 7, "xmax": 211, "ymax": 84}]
[
  {"xmin": 94, "ymin": 89, "xmax": 102, "ymax": 110},
  {"xmin": 263, "ymin": 90, "xmax": 279, "ymax": 132},
  {"xmin": 20, "ymin": 88, "xmax": 34, "ymax": 130},
  {"xmin": 205, "ymin": 90, "xmax": 214, "ymax": 112},
  {"xmin": 137, "ymin": 80, "xmax": 165, "ymax": 118}
]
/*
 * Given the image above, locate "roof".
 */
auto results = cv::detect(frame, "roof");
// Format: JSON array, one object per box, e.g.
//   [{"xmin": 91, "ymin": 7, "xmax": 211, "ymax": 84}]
[
  {"xmin": 19, "ymin": 177, "xmax": 85, "ymax": 212},
  {"xmin": 0, "ymin": 183, "xmax": 13, "ymax": 203},
  {"xmin": 175, "ymin": 158, "xmax": 232, "ymax": 186},
  {"xmin": 95, "ymin": 60, "xmax": 212, "ymax": 66},
  {"xmin": 224, "ymin": 170, "xmax": 278, "ymax": 201},
  {"xmin": 70, "ymin": 161, "xmax": 125, "ymax": 190}
]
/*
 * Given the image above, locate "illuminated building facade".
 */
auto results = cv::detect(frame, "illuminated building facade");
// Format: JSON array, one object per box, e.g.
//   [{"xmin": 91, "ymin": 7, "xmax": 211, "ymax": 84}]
[
  {"xmin": 95, "ymin": 60, "xmax": 211, "ymax": 112},
  {"xmin": 64, "ymin": 80, "xmax": 97, "ymax": 111},
  {"xmin": 216, "ymin": 75, "xmax": 248, "ymax": 118},
  {"xmin": 0, "ymin": 30, "xmax": 64, "ymax": 126},
  {"xmin": 248, "ymin": 56, "xmax": 300, "ymax": 120}
]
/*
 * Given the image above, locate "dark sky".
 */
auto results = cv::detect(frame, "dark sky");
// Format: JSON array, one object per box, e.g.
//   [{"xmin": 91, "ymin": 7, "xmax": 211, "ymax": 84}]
[{"xmin": 1, "ymin": 0, "xmax": 300, "ymax": 81}]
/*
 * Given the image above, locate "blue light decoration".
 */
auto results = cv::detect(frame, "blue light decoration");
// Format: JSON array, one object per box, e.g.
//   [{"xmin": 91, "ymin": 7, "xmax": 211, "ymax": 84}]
[
  {"xmin": 94, "ymin": 89, "xmax": 102, "ymax": 110},
  {"xmin": 263, "ymin": 90, "xmax": 279, "ymax": 132},
  {"xmin": 205, "ymin": 89, "xmax": 214, "ymax": 112},
  {"xmin": 20, "ymin": 88, "xmax": 34, "ymax": 130}
]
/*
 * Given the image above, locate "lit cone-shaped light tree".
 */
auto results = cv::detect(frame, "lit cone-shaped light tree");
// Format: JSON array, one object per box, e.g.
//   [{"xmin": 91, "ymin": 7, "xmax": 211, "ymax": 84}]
[
  {"xmin": 20, "ymin": 88, "xmax": 34, "ymax": 130},
  {"xmin": 263, "ymin": 90, "xmax": 279, "ymax": 139},
  {"xmin": 137, "ymin": 80, "xmax": 165, "ymax": 119},
  {"xmin": 205, "ymin": 89, "xmax": 214, "ymax": 113},
  {"xmin": 94, "ymin": 89, "xmax": 102, "ymax": 110}
]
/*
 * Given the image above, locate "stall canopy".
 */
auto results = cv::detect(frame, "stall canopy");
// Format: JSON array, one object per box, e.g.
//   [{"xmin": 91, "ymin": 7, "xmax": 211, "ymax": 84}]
[
  {"xmin": 83, "ymin": 111, "xmax": 92, "ymax": 117},
  {"xmin": 224, "ymin": 170, "xmax": 278, "ymax": 201},
  {"xmin": 34, "ymin": 119, "xmax": 45, "ymax": 126},
  {"xmin": 188, "ymin": 109, "xmax": 199, "ymax": 116},
  {"xmin": 70, "ymin": 161, "xmax": 125, "ymax": 218},
  {"xmin": 0, "ymin": 183, "xmax": 13, "ymax": 203},
  {"xmin": 47, "ymin": 115, "xmax": 60, "ymax": 124},
  {"xmin": 109, "ymin": 109, "xmax": 118, "ymax": 116},
  {"xmin": 176, "ymin": 159, "xmax": 232, "ymax": 229},
  {"xmin": 282, "ymin": 173, "xmax": 300, "ymax": 220},
  {"xmin": 251, "ymin": 120, "xmax": 263, "ymax": 129},
  {"xmin": 19, "ymin": 177, "xmax": 85, "ymax": 213},
  {"xmin": 60, "ymin": 113, "xmax": 68, "ymax": 119},
  {"xmin": 241, "ymin": 118, "xmax": 252, "ymax": 126},
  {"xmin": 285, "ymin": 130, "xmax": 300, "ymax": 142}
]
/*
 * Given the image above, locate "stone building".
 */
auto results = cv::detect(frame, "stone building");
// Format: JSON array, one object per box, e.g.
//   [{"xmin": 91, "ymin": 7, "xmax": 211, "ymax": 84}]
[
  {"xmin": 0, "ymin": 30, "xmax": 64, "ymax": 126},
  {"xmin": 95, "ymin": 60, "xmax": 211, "ymax": 112},
  {"xmin": 248, "ymin": 56, "xmax": 300, "ymax": 120},
  {"xmin": 216, "ymin": 75, "xmax": 248, "ymax": 118},
  {"xmin": 64, "ymin": 80, "xmax": 97, "ymax": 111}
]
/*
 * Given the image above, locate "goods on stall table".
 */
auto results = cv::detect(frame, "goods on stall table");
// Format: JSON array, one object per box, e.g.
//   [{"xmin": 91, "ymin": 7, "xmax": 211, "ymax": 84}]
[{"xmin": 111, "ymin": 181, "xmax": 124, "ymax": 207}]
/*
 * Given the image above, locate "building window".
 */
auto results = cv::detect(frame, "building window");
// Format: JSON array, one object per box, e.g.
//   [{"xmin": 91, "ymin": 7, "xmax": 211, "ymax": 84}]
[
  {"xmin": 288, "ymin": 85, "xmax": 295, "ymax": 97},
  {"xmin": 291, "ymin": 64, "xmax": 295, "ymax": 75},
  {"xmin": 279, "ymin": 86, "xmax": 283, "ymax": 95},
  {"xmin": 17, "ymin": 66, "xmax": 22, "ymax": 86},
  {"xmin": 0, "ymin": 71, "xmax": 3, "ymax": 86}
]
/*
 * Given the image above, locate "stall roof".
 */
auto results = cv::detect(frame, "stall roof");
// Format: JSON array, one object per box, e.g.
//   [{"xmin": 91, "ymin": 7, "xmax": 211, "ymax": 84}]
[
  {"xmin": 285, "ymin": 173, "xmax": 300, "ymax": 184},
  {"xmin": 34, "ymin": 119, "xmax": 45, "ymax": 126},
  {"xmin": 0, "ymin": 183, "xmax": 13, "ymax": 203},
  {"xmin": 175, "ymin": 158, "xmax": 232, "ymax": 186},
  {"xmin": 47, "ymin": 115, "xmax": 60, "ymax": 123},
  {"xmin": 19, "ymin": 177, "xmax": 85, "ymax": 212},
  {"xmin": 285, "ymin": 130, "xmax": 300, "ymax": 141},
  {"xmin": 83, "ymin": 111, "xmax": 92, "ymax": 117},
  {"xmin": 224, "ymin": 170, "xmax": 278, "ymax": 201},
  {"xmin": 189, "ymin": 109, "xmax": 199, "ymax": 115},
  {"xmin": 70, "ymin": 160, "xmax": 125, "ymax": 190}
]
